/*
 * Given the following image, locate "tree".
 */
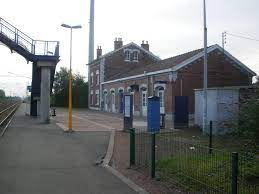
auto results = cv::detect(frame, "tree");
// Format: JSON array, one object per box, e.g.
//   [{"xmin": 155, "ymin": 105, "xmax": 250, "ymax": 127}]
[
  {"xmin": 0, "ymin": 89, "xmax": 5, "ymax": 98},
  {"xmin": 52, "ymin": 67, "xmax": 88, "ymax": 108},
  {"xmin": 72, "ymin": 73, "xmax": 88, "ymax": 108},
  {"xmin": 53, "ymin": 67, "xmax": 69, "ymax": 107}
]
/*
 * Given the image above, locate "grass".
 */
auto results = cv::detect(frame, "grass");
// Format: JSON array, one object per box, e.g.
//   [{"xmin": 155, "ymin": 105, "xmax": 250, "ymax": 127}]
[
  {"xmin": 156, "ymin": 151, "xmax": 259, "ymax": 193},
  {"xmin": 171, "ymin": 126, "xmax": 257, "ymax": 154}
]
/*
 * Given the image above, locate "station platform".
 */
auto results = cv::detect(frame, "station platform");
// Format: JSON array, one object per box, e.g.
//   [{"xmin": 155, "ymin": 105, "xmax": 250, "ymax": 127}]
[{"xmin": 0, "ymin": 104, "xmax": 136, "ymax": 194}]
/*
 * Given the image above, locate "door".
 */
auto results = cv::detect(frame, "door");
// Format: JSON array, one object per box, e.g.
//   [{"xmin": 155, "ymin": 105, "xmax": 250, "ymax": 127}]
[
  {"xmin": 111, "ymin": 91, "xmax": 116, "ymax": 113},
  {"xmin": 104, "ymin": 92, "xmax": 108, "ymax": 111},
  {"xmin": 174, "ymin": 96, "xmax": 189, "ymax": 128},
  {"xmin": 119, "ymin": 91, "xmax": 124, "ymax": 113},
  {"xmin": 141, "ymin": 90, "xmax": 147, "ymax": 116}
]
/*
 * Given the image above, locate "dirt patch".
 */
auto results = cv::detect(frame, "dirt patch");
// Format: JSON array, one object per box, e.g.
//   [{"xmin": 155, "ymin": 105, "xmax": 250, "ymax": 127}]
[{"xmin": 111, "ymin": 131, "xmax": 185, "ymax": 194}]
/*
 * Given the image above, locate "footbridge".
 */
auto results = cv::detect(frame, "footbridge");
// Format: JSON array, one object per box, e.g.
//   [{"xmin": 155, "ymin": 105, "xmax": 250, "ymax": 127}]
[{"xmin": 0, "ymin": 17, "xmax": 60, "ymax": 123}]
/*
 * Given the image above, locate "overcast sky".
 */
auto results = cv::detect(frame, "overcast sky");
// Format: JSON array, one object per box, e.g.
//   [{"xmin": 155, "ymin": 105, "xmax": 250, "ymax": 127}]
[{"xmin": 0, "ymin": 0, "xmax": 258, "ymax": 97}]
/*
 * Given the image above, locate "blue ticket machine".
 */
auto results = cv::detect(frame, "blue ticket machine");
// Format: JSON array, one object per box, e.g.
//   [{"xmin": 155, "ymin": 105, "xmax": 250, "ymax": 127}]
[
  {"xmin": 123, "ymin": 95, "xmax": 133, "ymax": 130},
  {"xmin": 147, "ymin": 96, "xmax": 160, "ymax": 132}
]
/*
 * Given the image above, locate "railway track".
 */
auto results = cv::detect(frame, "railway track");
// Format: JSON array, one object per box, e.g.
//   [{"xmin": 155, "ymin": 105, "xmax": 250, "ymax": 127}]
[{"xmin": 0, "ymin": 101, "xmax": 21, "ymax": 137}]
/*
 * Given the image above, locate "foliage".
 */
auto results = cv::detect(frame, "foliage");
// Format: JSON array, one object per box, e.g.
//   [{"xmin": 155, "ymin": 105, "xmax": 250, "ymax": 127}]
[
  {"xmin": 0, "ymin": 89, "xmax": 5, "ymax": 98},
  {"xmin": 235, "ymin": 94, "xmax": 259, "ymax": 144},
  {"xmin": 52, "ymin": 67, "xmax": 88, "ymax": 108}
]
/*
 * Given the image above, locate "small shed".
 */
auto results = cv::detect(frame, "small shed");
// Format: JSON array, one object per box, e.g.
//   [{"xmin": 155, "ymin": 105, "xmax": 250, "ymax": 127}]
[{"xmin": 194, "ymin": 87, "xmax": 240, "ymax": 134}]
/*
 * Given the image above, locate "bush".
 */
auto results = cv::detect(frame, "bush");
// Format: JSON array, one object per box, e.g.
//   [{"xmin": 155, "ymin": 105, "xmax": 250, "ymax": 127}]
[{"xmin": 236, "ymin": 95, "xmax": 259, "ymax": 144}]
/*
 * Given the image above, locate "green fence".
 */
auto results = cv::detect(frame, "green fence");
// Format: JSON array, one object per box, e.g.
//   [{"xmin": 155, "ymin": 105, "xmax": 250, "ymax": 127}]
[{"xmin": 130, "ymin": 129, "xmax": 259, "ymax": 194}]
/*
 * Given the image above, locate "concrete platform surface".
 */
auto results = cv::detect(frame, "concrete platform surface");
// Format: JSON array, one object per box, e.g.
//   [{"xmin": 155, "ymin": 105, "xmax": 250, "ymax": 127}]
[
  {"xmin": 51, "ymin": 107, "xmax": 149, "ymax": 132},
  {"xmin": 0, "ymin": 104, "xmax": 136, "ymax": 194}
]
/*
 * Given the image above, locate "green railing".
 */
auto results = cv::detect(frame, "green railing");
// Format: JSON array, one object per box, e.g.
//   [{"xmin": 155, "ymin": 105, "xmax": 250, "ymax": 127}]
[{"xmin": 130, "ymin": 129, "xmax": 259, "ymax": 194}]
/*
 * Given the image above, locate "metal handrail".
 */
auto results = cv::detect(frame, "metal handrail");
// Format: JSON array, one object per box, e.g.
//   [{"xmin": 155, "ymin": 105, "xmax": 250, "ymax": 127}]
[{"xmin": 0, "ymin": 17, "xmax": 59, "ymax": 57}]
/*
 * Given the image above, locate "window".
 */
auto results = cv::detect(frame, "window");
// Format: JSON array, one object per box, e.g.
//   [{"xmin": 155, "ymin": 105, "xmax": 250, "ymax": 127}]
[
  {"xmin": 90, "ymin": 90, "xmax": 94, "ymax": 105},
  {"xmin": 96, "ymin": 70, "xmax": 100, "ymax": 85},
  {"xmin": 158, "ymin": 89, "xmax": 165, "ymax": 108},
  {"xmin": 142, "ymin": 91, "xmax": 147, "ymax": 107},
  {"xmin": 90, "ymin": 72, "xmax": 94, "ymax": 86},
  {"xmin": 133, "ymin": 51, "xmax": 138, "ymax": 62},
  {"xmin": 124, "ymin": 50, "xmax": 130, "ymax": 61},
  {"xmin": 95, "ymin": 90, "xmax": 99, "ymax": 105},
  {"xmin": 91, "ymin": 95, "xmax": 94, "ymax": 105},
  {"xmin": 96, "ymin": 94, "xmax": 99, "ymax": 105}
]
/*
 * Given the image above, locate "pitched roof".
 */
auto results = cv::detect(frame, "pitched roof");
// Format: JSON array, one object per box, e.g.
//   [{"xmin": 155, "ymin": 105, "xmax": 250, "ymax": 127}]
[
  {"xmin": 103, "ymin": 44, "xmax": 256, "ymax": 84},
  {"xmin": 87, "ymin": 42, "xmax": 160, "ymax": 66},
  {"xmin": 107, "ymin": 46, "xmax": 208, "ymax": 80}
]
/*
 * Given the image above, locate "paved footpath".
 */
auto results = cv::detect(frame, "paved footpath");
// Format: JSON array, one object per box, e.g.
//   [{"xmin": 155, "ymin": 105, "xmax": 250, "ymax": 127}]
[{"xmin": 0, "ymin": 104, "xmax": 136, "ymax": 194}]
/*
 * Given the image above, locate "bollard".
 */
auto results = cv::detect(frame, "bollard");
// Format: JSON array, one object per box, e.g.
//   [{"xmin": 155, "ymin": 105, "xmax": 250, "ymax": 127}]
[
  {"xmin": 130, "ymin": 128, "xmax": 135, "ymax": 166},
  {"xmin": 209, "ymin": 120, "xmax": 212, "ymax": 154},
  {"xmin": 232, "ymin": 152, "xmax": 238, "ymax": 194},
  {"xmin": 52, "ymin": 108, "xmax": 56, "ymax": 117},
  {"xmin": 160, "ymin": 114, "xmax": 165, "ymax": 129},
  {"xmin": 150, "ymin": 132, "xmax": 156, "ymax": 178}
]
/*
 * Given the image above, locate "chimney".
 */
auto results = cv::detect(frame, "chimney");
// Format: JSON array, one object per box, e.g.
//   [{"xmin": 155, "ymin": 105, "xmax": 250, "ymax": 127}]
[
  {"xmin": 141, "ymin": 40, "xmax": 149, "ymax": 51},
  {"xmin": 96, "ymin": 46, "xmax": 102, "ymax": 59},
  {"xmin": 114, "ymin": 37, "xmax": 123, "ymax": 50}
]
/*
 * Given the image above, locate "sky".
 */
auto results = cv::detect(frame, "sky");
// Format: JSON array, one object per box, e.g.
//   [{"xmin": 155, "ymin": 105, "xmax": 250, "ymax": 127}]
[{"xmin": 0, "ymin": 0, "xmax": 258, "ymax": 97}]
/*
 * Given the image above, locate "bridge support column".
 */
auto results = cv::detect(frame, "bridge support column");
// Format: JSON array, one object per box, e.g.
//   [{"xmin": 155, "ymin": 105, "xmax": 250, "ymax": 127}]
[
  {"xmin": 30, "ymin": 62, "xmax": 41, "ymax": 117},
  {"xmin": 40, "ymin": 66, "xmax": 51, "ymax": 123},
  {"xmin": 38, "ymin": 61, "xmax": 54, "ymax": 123}
]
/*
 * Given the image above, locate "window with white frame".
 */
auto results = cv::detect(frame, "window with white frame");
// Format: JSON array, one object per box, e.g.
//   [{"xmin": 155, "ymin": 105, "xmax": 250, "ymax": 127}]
[
  {"xmin": 90, "ymin": 90, "xmax": 94, "ymax": 105},
  {"xmin": 124, "ymin": 50, "xmax": 130, "ymax": 61},
  {"xmin": 132, "ymin": 51, "xmax": 139, "ymax": 62},
  {"xmin": 96, "ymin": 94, "xmax": 99, "ymax": 105},
  {"xmin": 90, "ymin": 72, "xmax": 94, "ymax": 86},
  {"xmin": 95, "ymin": 90, "xmax": 99, "ymax": 105},
  {"xmin": 96, "ymin": 70, "xmax": 99, "ymax": 85},
  {"xmin": 158, "ymin": 88, "xmax": 165, "ymax": 108}
]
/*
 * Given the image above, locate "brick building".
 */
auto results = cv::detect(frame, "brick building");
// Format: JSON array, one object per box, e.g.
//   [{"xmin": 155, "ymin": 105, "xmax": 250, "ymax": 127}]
[{"xmin": 87, "ymin": 38, "xmax": 256, "ymax": 118}]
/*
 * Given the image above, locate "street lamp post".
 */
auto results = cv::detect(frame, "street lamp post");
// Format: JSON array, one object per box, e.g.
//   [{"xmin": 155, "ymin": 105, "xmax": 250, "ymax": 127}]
[{"xmin": 61, "ymin": 23, "xmax": 82, "ymax": 132}]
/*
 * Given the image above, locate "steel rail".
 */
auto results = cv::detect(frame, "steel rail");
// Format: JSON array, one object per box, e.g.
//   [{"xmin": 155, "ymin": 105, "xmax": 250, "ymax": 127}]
[
  {"xmin": 0, "ymin": 103, "xmax": 20, "ymax": 137},
  {"xmin": 0, "ymin": 103, "xmax": 17, "ymax": 115},
  {"xmin": 0, "ymin": 103, "xmax": 20, "ymax": 127}
]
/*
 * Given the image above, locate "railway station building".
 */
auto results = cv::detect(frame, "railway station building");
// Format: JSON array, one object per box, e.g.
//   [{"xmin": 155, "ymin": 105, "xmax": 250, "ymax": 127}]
[{"xmin": 87, "ymin": 38, "xmax": 256, "ymax": 118}]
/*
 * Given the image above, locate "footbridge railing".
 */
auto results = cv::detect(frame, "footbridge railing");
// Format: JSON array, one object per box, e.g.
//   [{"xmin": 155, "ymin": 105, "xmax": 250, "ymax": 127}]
[{"xmin": 0, "ymin": 17, "xmax": 59, "ymax": 57}]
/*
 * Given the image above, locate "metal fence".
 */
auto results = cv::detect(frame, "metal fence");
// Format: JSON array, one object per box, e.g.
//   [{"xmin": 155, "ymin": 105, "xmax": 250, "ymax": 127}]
[
  {"xmin": 130, "ymin": 129, "xmax": 259, "ymax": 194},
  {"xmin": 0, "ymin": 17, "xmax": 59, "ymax": 56}
]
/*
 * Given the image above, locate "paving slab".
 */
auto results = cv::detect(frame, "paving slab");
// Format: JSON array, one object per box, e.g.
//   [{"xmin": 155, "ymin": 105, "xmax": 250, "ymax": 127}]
[{"xmin": 0, "ymin": 104, "xmax": 136, "ymax": 194}]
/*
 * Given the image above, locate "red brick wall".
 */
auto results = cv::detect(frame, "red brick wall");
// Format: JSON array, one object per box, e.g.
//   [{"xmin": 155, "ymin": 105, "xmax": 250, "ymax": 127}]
[
  {"xmin": 93, "ymin": 49, "xmax": 253, "ymax": 114},
  {"xmin": 172, "ymin": 51, "xmax": 251, "ymax": 113},
  {"xmin": 104, "ymin": 45, "xmax": 158, "ymax": 81},
  {"xmin": 89, "ymin": 63, "xmax": 100, "ymax": 108}
]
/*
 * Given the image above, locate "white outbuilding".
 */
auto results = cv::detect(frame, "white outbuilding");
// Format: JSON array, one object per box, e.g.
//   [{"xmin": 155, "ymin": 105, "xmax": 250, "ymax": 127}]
[{"xmin": 194, "ymin": 87, "xmax": 240, "ymax": 134}]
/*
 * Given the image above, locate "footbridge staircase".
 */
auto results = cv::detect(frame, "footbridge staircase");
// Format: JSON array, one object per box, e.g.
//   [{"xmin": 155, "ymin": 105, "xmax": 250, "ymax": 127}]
[{"xmin": 0, "ymin": 17, "xmax": 60, "ymax": 123}]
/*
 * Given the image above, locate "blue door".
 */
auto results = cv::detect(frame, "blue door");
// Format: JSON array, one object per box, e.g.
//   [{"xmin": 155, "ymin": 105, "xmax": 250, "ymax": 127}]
[{"xmin": 174, "ymin": 96, "xmax": 189, "ymax": 128}]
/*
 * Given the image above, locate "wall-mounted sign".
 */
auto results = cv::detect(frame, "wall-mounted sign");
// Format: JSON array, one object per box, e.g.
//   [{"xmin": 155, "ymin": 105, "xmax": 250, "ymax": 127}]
[{"xmin": 27, "ymin": 86, "xmax": 32, "ymax": 92}]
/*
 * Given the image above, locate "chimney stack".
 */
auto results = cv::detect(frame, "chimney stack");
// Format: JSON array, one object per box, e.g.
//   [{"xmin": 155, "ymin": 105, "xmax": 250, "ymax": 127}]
[
  {"xmin": 97, "ymin": 46, "xmax": 102, "ymax": 59},
  {"xmin": 114, "ymin": 37, "xmax": 123, "ymax": 50},
  {"xmin": 141, "ymin": 40, "xmax": 149, "ymax": 51}
]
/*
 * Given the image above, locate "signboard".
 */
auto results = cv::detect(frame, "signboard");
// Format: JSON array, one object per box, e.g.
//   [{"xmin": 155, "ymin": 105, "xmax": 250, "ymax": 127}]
[
  {"xmin": 124, "ymin": 95, "xmax": 131, "ymax": 118},
  {"xmin": 27, "ymin": 86, "xmax": 32, "ymax": 92}
]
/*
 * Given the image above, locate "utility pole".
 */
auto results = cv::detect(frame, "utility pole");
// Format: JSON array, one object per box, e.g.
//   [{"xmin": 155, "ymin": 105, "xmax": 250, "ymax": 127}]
[
  {"xmin": 88, "ymin": 0, "xmax": 95, "ymax": 63},
  {"xmin": 222, "ymin": 31, "xmax": 226, "ymax": 51},
  {"xmin": 203, "ymin": 0, "xmax": 208, "ymax": 133}
]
